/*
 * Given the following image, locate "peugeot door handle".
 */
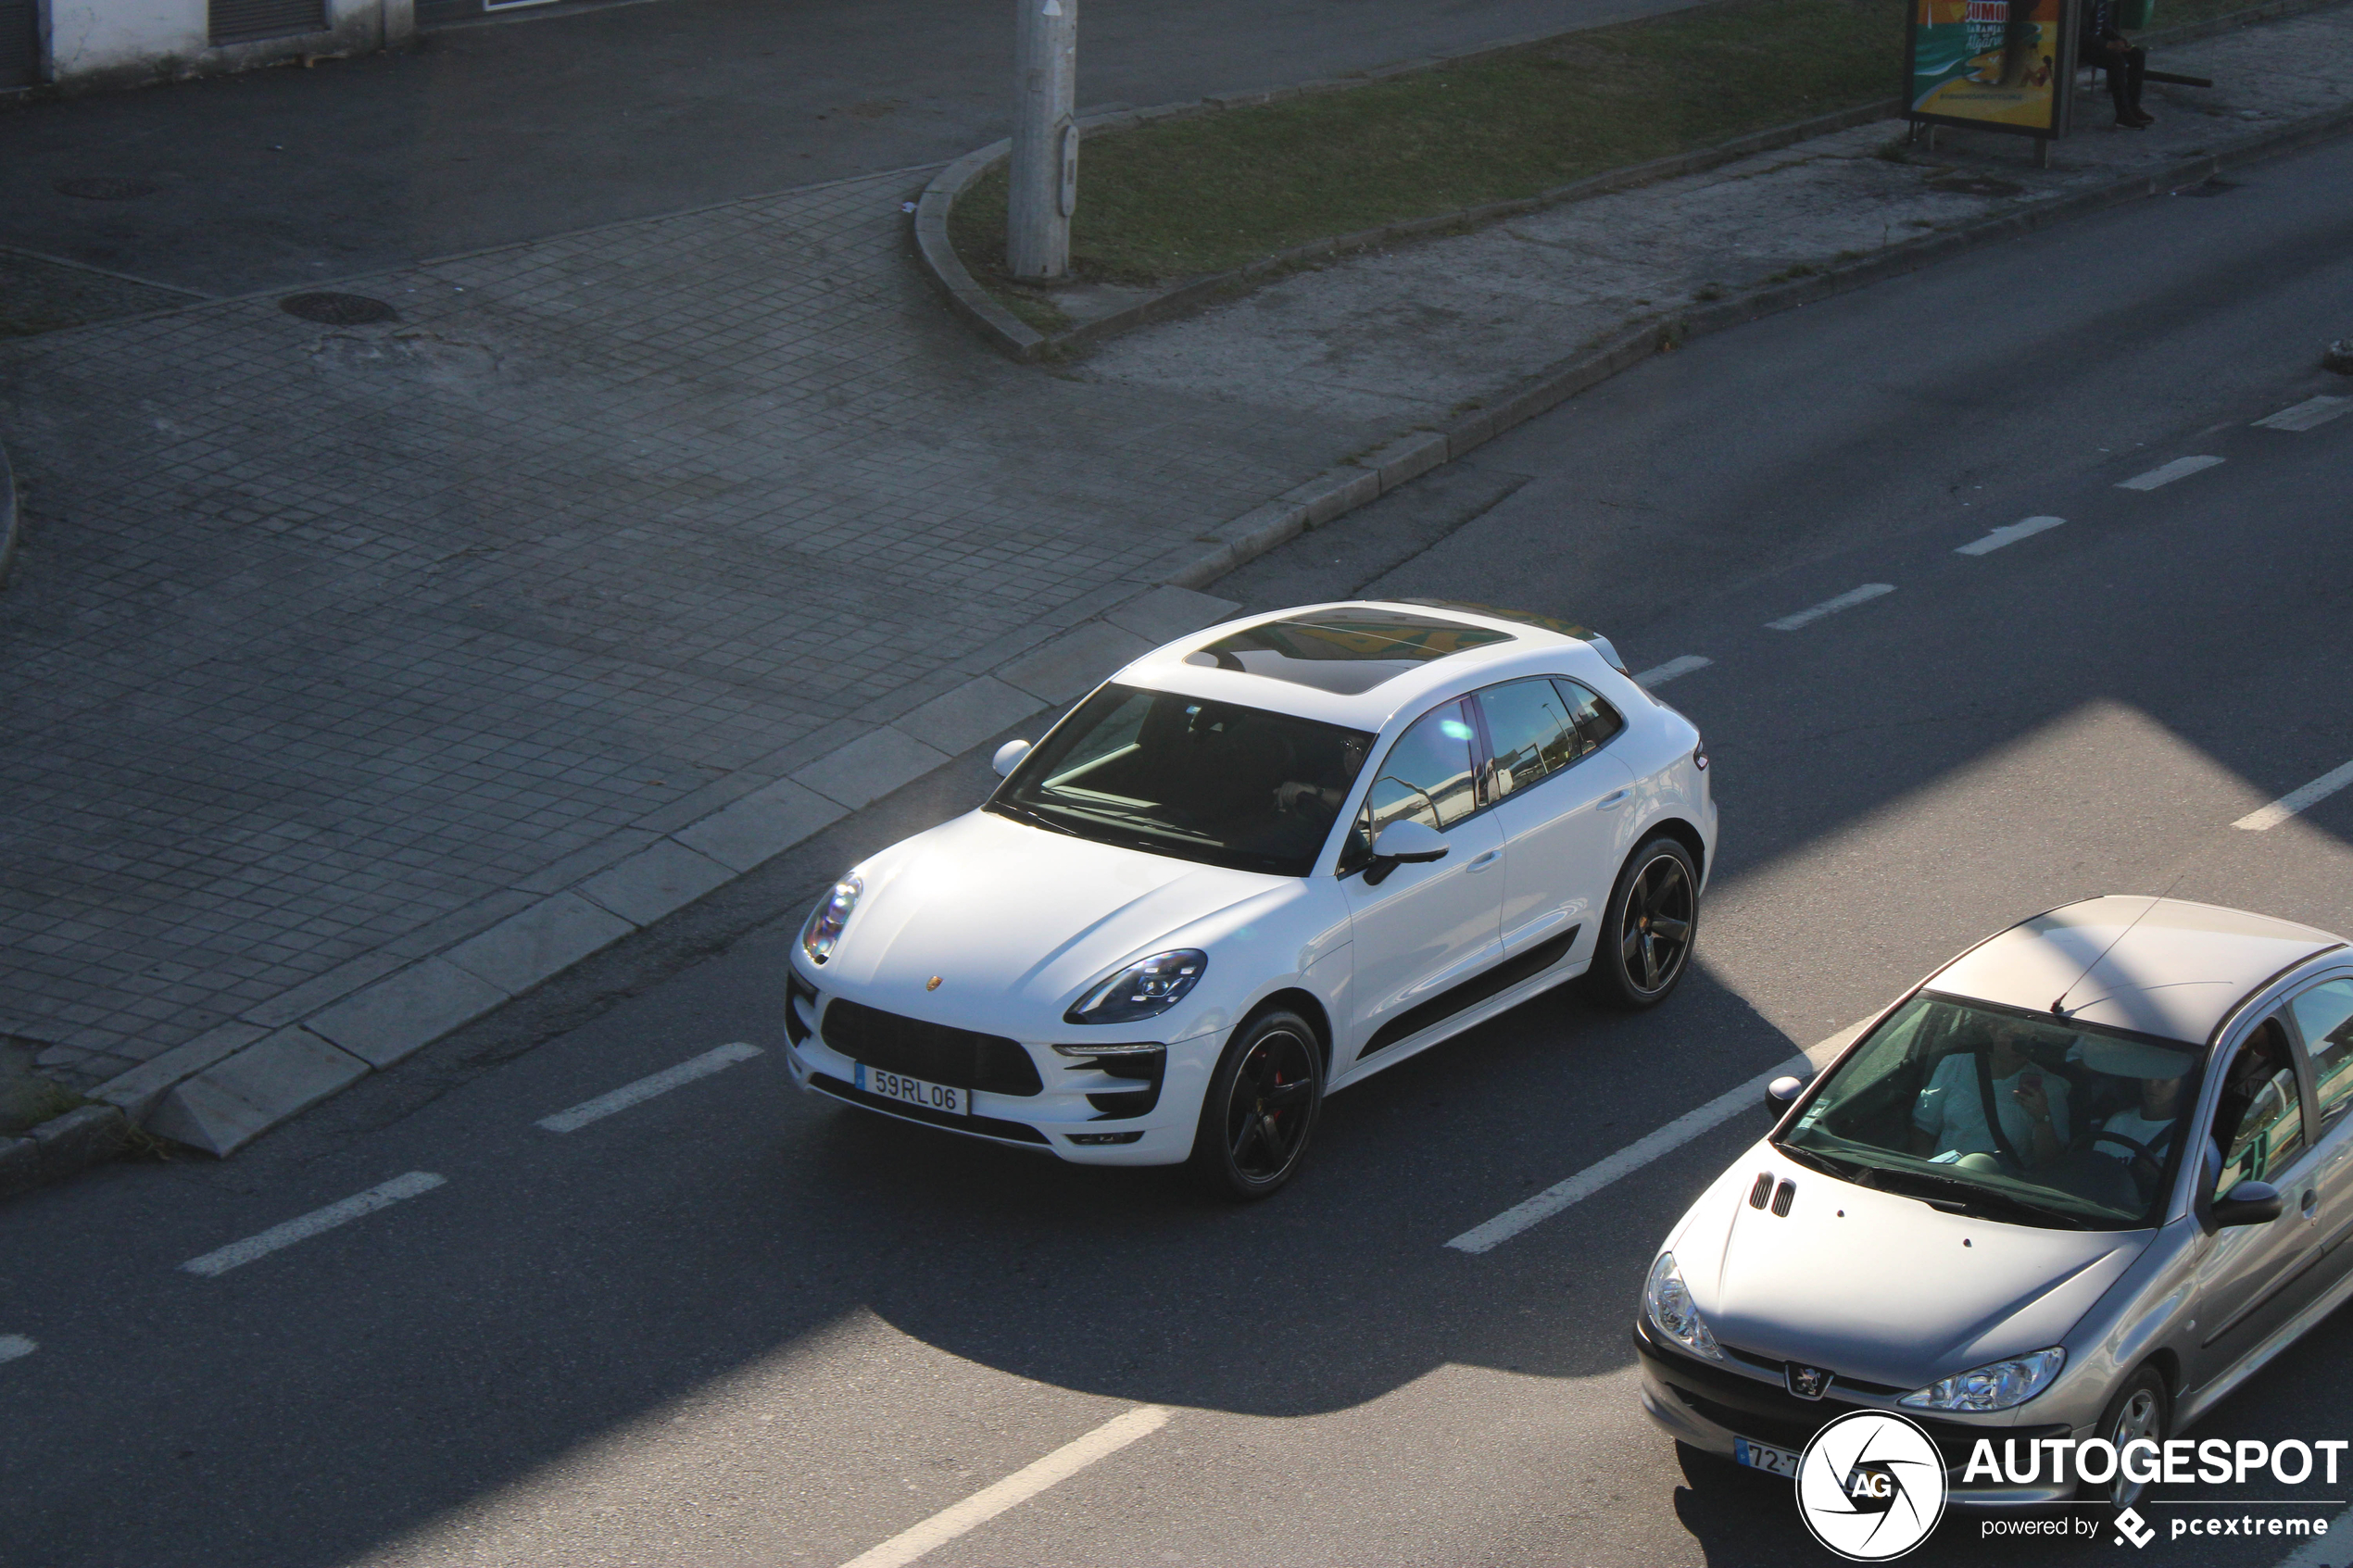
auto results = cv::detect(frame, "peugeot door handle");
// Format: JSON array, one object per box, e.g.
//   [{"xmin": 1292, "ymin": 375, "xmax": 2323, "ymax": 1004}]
[
  {"xmin": 1466, "ymin": 850, "xmax": 1501, "ymax": 872},
  {"xmin": 1596, "ymin": 789, "xmax": 1630, "ymax": 810},
  {"xmin": 2305, "ymin": 1189, "xmax": 2321, "ymax": 1220}
]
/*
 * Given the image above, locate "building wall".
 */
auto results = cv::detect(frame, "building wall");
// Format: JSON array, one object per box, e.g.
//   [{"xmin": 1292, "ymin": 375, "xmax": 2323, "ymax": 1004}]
[{"xmin": 32, "ymin": 0, "xmax": 410, "ymax": 91}]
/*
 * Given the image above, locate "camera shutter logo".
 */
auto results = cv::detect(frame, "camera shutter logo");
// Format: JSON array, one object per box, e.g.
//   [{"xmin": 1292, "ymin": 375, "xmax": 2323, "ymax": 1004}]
[{"xmin": 1794, "ymin": 1410, "xmax": 1947, "ymax": 1561}]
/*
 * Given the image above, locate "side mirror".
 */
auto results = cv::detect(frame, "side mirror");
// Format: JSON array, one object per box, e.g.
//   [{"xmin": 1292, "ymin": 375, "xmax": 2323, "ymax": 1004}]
[
  {"xmin": 1766, "ymin": 1074, "xmax": 1806, "ymax": 1117},
  {"xmin": 1362, "ymin": 820, "xmax": 1449, "ymax": 886},
  {"xmin": 2211, "ymin": 1180, "xmax": 2284, "ymax": 1229},
  {"xmin": 991, "ymin": 739, "xmax": 1032, "ymax": 779}
]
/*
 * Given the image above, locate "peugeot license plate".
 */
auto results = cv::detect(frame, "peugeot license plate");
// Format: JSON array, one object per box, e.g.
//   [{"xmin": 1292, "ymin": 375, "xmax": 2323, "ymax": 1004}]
[
  {"xmin": 855, "ymin": 1063, "xmax": 966, "ymax": 1115},
  {"xmin": 1734, "ymin": 1437, "xmax": 1802, "ymax": 1477}
]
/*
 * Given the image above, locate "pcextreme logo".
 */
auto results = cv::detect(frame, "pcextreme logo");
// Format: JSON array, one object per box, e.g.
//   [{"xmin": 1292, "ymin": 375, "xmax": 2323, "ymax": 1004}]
[{"xmin": 1795, "ymin": 1411, "xmax": 1947, "ymax": 1562}]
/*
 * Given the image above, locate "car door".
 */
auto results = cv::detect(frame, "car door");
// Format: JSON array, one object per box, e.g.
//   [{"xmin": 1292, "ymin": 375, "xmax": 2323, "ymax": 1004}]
[
  {"xmin": 1473, "ymin": 675, "xmax": 1636, "ymax": 965},
  {"xmin": 1339, "ymin": 697, "xmax": 1504, "ymax": 1069},
  {"xmin": 2194, "ymin": 1011, "xmax": 2325, "ymax": 1382}
]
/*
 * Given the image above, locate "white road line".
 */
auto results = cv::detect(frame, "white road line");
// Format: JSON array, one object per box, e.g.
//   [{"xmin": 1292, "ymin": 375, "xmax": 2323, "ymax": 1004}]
[
  {"xmin": 2271, "ymin": 1505, "xmax": 2353, "ymax": 1568},
  {"xmin": 837, "ymin": 1405, "xmax": 1171, "ymax": 1568},
  {"xmin": 0, "ymin": 1335, "xmax": 35, "ymax": 1364},
  {"xmin": 1956, "ymin": 515, "xmax": 2064, "ymax": 556},
  {"xmin": 2235, "ymin": 759, "xmax": 2353, "ymax": 831},
  {"xmin": 1634, "ymin": 655, "xmax": 1713, "ymax": 690},
  {"xmin": 1766, "ymin": 583, "xmax": 1894, "ymax": 632},
  {"xmin": 2118, "ymin": 454, "xmax": 2224, "ymax": 490},
  {"xmin": 536, "ymin": 1041, "xmax": 762, "ymax": 1134},
  {"xmin": 2255, "ymin": 395, "xmax": 2350, "ymax": 433},
  {"xmin": 1448, "ymin": 1054, "xmax": 1810, "ymax": 1254},
  {"xmin": 180, "ymin": 1172, "xmax": 446, "ymax": 1278}
]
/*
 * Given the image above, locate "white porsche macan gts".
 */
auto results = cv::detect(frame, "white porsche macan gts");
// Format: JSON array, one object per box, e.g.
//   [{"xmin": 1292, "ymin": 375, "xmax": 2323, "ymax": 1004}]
[{"xmin": 784, "ymin": 600, "xmax": 1718, "ymax": 1198}]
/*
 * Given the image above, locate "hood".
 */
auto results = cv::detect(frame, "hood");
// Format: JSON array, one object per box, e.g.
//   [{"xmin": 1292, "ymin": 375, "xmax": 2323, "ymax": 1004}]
[
  {"xmin": 816, "ymin": 808, "xmax": 1292, "ymax": 1024},
  {"xmin": 1677, "ymin": 1146, "xmax": 2146, "ymax": 1392}
]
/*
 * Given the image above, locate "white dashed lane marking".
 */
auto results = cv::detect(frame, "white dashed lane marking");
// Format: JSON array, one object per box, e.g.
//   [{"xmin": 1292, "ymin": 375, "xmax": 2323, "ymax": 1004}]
[
  {"xmin": 1634, "ymin": 655, "xmax": 1712, "ymax": 690},
  {"xmin": 1957, "ymin": 515, "xmax": 2065, "ymax": 556},
  {"xmin": 0, "ymin": 1336, "xmax": 34, "ymax": 1364},
  {"xmin": 180, "ymin": 1172, "xmax": 446, "ymax": 1278},
  {"xmin": 2255, "ymin": 395, "xmax": 2350, "ymax": 432},
  {"xmin": 2118, "ymin": 455, "xmax": 2224, "ymax": 490},
  {"xmin": 537, "ymin": 1041, "xmax": 762, "ymax": 1134},
  {"xmin": 837, "ymin": 1405, "xmax": 1172, "ymax": 1568},
  {"xmin": 2235, "ymin": 759, "xmax": 2353, "ymax": 831},
  {"xmin": 1766, "ymin": 583, "xmax": 1894, "ymax": 633}
]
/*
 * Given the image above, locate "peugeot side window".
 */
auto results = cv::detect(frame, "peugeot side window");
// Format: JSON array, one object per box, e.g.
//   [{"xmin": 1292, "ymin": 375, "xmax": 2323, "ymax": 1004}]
[
  {"xmin": 2212, "ymin": 1014, "xmax": 2307, "ymax": 1195},
  {"xmin": 2290, "ymin": 979, "xmax": 2353, "ymax": 1132}
]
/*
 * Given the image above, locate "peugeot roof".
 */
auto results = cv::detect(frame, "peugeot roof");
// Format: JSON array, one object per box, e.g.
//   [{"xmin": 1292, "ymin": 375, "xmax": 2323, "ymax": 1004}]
[{"xmin": 1930, "ymin": 896, "xmax": 2345, "ymax": 1045}]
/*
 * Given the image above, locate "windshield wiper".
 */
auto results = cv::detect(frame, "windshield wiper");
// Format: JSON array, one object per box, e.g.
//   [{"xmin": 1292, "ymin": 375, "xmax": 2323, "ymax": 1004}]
[
  {"xmin": 990, "ymin": 801, "xmax": 1079, "ymax": 837},
  {"xmin": 1866, "ymin": 1167, "xmax": 2091, "ymax": 1230},
  {"xmin": 1772, "ymin": 1141, "xmax": 1869, "ymax": 1185}
]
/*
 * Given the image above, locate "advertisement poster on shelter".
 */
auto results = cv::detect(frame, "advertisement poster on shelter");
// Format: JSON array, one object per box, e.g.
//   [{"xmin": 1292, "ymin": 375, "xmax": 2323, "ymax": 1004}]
[{"xmin": 1908, "ymin": 0, "xmax": 2069, "ymax": 133}]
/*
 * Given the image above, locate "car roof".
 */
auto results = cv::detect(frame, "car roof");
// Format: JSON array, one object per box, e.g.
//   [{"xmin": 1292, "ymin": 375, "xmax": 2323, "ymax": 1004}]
[
  {"xmin": 1930, "ymin": 896, "xmax": 2346, "ymax": 1045},
  {"xmin": 1112, "ymin": 599, "xmax": 1613, "ymax": 732}
]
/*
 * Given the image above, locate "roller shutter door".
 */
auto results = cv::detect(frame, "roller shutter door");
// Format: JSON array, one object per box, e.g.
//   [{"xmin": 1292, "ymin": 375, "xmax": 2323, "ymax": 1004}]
[
  {"xmin": 0, "ymin": 0, "xmax": 39, "ymax": 90},
  {"xmin": 208, "ymin": 0, "xmax": 326, "ymax": 45}
]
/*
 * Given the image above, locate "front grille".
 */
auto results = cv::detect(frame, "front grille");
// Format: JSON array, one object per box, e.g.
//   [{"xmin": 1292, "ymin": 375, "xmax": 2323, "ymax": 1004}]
[
  {"xmin": 809, "ymin": 1073, "xmax": 1050, "ymax": 1145},
  {"xmin": 822, "ymin": 998, "xmax": 1042, "ymax": 1097}
]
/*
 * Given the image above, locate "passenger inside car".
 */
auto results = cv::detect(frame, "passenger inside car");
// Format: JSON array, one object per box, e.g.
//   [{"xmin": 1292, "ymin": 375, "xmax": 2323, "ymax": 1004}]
[{"xmin": 1910, "ymin": 1014, "xmax": 2071, "ymax": 1170}]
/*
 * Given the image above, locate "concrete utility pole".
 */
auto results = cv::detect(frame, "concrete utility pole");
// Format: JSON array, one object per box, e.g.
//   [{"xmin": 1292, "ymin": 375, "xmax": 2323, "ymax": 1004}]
[{"xmin": 1008, "ymin": 0, "xmax": 1078, "ymax": 281}]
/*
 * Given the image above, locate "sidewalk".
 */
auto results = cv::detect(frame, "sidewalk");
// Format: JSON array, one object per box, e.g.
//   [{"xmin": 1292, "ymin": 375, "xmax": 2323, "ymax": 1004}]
[{"xmin": 3, "ymin": 1, "xmax": 2348, "ymax": 1161}]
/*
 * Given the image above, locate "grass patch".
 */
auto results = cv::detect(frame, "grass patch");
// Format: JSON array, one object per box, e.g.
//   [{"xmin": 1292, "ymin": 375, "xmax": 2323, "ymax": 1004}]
[
  {"xmin": 953, "ymin": 0, "xmax": 1908, "ymax": 290},
  {"xmin": 948, "ymin": 0, "xmax": 2283, "ymax": 304},
  {"xmin": 0, "ymin": 1073, "xmax": 86, "ymax": 1136}
]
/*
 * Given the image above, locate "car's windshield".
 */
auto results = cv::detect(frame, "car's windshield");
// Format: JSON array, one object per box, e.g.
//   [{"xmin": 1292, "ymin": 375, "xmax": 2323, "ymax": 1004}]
[
  {"xmin": 990, "ymin": 684, "xmax": 1375, "ymax": 877},
  {"xmin": 1777, "ymin": 992, "xmax": 2208, "ymax": 1230}
]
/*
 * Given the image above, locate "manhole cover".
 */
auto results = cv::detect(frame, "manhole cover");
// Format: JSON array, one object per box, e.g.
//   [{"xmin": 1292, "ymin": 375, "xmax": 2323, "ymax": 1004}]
[
  {"xmin": 54, "ymin": 176, "xmax": 161, "ymax": 201},
  {"xmin": 279, "ymin": 292, "xmax": 400, "ymax": 326}
]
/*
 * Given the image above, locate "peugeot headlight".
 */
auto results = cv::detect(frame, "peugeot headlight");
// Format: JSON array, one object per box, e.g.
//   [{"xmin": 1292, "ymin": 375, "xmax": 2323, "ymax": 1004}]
[
  {"xmin": 1063, "ymin": 949, "xmax": 1206, "ymax": 1024},
  {"xmin": 799, "ymin": 876, "xmax": 862, "ymax": 966},
  {"xmin": 1643, "ymin": 1251, "xmax": 1722, "ymax": 1361},
  {"xmin": 1899, "ymin": 1348, "xmax": 2064, "ymax": 1412}
]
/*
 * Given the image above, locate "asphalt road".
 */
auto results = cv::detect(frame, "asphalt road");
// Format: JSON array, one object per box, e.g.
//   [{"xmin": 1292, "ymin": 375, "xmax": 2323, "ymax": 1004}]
[
  {"xmin": 6, "ymin": 139, "xmax": 2353, "ymax": 1568},
  {"xmin": 0, "ymin": 0, "xmax": 1698, "ymax": 295}
]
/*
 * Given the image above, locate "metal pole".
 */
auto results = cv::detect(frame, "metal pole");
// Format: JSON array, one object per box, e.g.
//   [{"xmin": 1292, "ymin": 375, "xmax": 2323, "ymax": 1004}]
[{"xmin": 1008, "ymin": 0, "xmax": 1077, "ymax": 282}]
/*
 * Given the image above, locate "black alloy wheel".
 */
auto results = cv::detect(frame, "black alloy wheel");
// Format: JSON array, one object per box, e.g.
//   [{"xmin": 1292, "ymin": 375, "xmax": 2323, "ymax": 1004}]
[
  {"xmin": 1189, "ymin": 1010, "xmax": 1323, "ymax": 1200},
  {"xmin": 1582, "ymin": 835, "xmax": 1699, "ymax": 1010}
]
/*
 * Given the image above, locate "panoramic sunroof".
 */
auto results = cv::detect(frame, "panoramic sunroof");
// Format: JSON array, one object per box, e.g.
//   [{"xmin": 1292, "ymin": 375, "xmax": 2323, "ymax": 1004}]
[{"xmin": 1182, "ymin": 609, "xmax": 1513, "ymax": 696}]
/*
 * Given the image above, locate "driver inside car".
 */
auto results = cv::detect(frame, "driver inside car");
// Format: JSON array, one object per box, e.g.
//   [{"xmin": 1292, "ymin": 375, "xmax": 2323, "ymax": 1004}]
[{"xmin": 1911, "ymin": 1016, "xmax": 2071, "ymax": 1170}]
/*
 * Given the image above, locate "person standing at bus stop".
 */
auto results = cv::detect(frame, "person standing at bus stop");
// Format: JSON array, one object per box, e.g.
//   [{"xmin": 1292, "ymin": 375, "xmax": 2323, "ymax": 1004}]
[{"xmin": 2082, "ymin": 0, "xmax": 2153, "ymax": 127}]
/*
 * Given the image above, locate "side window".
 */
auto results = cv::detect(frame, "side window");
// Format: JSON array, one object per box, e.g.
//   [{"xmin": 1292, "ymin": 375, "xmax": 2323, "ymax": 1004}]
[
  {"xmin": 2291, "ymin": 980, "xmax": 2353, "ymax": 1130},
  {"xmin": 1554, "ymin": 679, "xmax": 1625, "ymax": 751},
  {"xmin": 2212, "ymin": 1016, "xmax": 2306, "ymax": 1195},
  {"xmin": 1475, "ymin": 679, "xmax": 1579, "ymax": 799},
  {"xmin": 1363, "ymin": 701, "xmax": 1480, "ymax": 835}
]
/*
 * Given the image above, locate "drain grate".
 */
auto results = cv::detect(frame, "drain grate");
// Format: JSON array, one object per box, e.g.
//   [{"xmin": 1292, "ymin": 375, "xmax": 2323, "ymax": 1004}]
[
  {"xmin": 1925, "ymin": 173, "xmax": 2024, "ymax": 197},
  {"xmin": 2175, "ymin": 180, "xmax": 2241, "ymax": 197},
  {"xmin": 54, "ymin": 176, "xmax": 162, "ymax": 201},
  {"xmin": 279, "ymin": 292, "xmax": 400, "ymax": 326}
]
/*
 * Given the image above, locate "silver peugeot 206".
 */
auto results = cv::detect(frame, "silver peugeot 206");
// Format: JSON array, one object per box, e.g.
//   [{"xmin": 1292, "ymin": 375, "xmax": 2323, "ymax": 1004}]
[{"xmin": 1636, "ymin": 896, "xmax": 2353, "ymax": 1509}]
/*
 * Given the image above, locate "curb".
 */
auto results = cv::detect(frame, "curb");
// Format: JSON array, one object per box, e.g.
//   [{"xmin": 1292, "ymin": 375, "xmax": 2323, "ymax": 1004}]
[
  {"xmin": 31, "ymin": 16, "xmax": 2353, "ymax": 1181},
  {"xmin": 0, "ymin": 1104, "xmax": 130, "ymax": 1199},
  {"xmin": 0, "ymin": 439, "xmax": 19, "ymax": 592}
]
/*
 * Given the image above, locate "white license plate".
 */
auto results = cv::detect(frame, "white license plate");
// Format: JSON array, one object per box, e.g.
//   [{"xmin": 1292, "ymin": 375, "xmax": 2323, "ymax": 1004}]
[
  {"xmin": 855, "ymin": 1063, "xmax": 966, "ymax": 1115},
  {"xmin": 1734, "ymin": 1436, "xmax": 1802, "ymax": 1477}
]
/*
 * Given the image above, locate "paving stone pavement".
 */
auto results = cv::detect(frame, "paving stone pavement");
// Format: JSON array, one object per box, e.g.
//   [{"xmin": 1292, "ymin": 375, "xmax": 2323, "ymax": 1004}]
[
  {"xmin": 0, "ymin": 169, "xmax": 1391, "ymax": 1096},
  {"xmin": 0, "ymin": 1, "xmax": 2345, "ymax": 1153}
]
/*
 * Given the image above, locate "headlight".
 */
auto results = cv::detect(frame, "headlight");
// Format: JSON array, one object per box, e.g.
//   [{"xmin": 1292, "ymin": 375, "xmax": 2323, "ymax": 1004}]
[
  {"xmin": 1063, "ymin": 949, "xmax": 1207, "ymax": 1024},
  {"xmin": 799, "ymin": 876, "xmax": 862, "ymax": 965},
  {"xmin": 1899, "ymin": 1348, "xmax": 2065, "ymax": 1412},
  {"xmin": 1643, "ymin": 1251, "xmax": 1722, "ymax": 1361}
]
